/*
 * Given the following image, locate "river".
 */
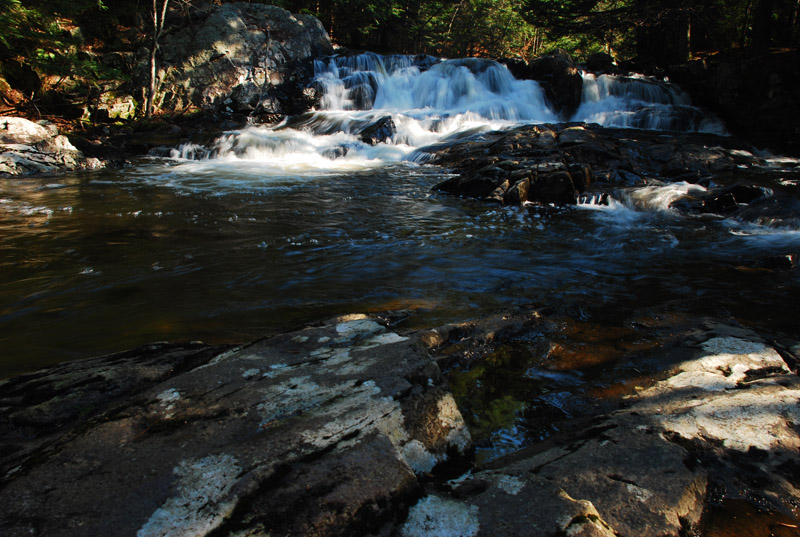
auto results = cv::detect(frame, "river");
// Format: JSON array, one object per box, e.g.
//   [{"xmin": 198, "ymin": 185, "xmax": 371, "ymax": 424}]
[{"xmin": 1, "ymin": 53, "xmax": 799, "ymax": 378}]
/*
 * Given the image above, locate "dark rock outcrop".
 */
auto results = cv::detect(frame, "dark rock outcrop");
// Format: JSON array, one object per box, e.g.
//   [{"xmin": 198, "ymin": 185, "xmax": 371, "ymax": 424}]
[
  {"xmin": 359, "ymin": 115, "xmax": 396, "ymax": 145},
  {"xmin": 151, "ymin": 3, "xmax": 332, "ymax": 122},
  {"xmin": 668, "ymin": 50, "xmax": 800, "ymax": 156},
  {"xmin": 503, "ymin": 52, "xmax": 583, "ymax": 119},
  {"xmin": 585, "ymin": 52, "xmax": 615, "ymax": 72},
  {"xmin": 426, "ymin": 122, "xmax": 800, "ymax": 227}
]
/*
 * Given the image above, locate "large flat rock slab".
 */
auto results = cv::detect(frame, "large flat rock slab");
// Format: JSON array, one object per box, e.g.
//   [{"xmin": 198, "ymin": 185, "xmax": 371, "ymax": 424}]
[
  {"xmin": 2, "ymin": 314, "xmax": 799, "ymax": 536},
  {"xmin": 0, "ymin": 314, "xmax": 471, "ymax": 537}
]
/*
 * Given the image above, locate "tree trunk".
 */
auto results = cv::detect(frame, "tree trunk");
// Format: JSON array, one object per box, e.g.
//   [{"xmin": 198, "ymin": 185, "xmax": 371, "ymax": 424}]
[{"xmin": 145, "ymin": 0, "xmax": 170, "ymax": 119}]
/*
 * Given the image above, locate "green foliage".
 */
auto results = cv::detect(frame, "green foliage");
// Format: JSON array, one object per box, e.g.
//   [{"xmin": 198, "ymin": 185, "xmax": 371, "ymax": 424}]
[
  {"xmin": 0, "ymin": 0, "xmax": 125, "ymax": 97},
  {"xmin": 522, "ymin": 0, "xmax": 799, "ymax": 62},
  {"xmin": 2, "ymin": 0, "xmax": 798, "ymax": 111}
]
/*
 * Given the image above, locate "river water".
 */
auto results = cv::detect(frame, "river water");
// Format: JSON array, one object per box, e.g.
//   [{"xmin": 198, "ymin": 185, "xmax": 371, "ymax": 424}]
[{"xmin": 1, "ymin": 53, "xmax": 799, "ymax": 378}]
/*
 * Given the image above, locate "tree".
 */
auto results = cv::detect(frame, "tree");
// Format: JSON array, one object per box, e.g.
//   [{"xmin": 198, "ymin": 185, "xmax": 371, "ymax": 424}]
[{"xmin": 145, "ymin": 0, "xmax": 170, "ymax": 118}]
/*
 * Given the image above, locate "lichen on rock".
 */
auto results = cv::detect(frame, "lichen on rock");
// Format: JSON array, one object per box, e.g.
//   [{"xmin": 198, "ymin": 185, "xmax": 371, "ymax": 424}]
[{"xmin": 137, "ymin": 454, "xmax": 242, "ymax": 537}]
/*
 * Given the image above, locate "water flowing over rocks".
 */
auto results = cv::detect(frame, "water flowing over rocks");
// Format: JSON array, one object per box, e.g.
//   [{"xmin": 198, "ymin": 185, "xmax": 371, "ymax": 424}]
[
  {"xmin": 0, "ymin": 117, "xmax": 104, "ymax": 176},
  {"xmin": 502, "ymin": 51, "xmax": 583, "ymax": 120},
  {"xmin": 427, "ymin": 122, "xmax": 800, "ymax": 228},
  {"xmin": 151, "ymin": 3, "xmax": 332, "ymax": 121},
  {"xmin": 2, "ymin": 309, "xmax": 800, "ymax": 536}
]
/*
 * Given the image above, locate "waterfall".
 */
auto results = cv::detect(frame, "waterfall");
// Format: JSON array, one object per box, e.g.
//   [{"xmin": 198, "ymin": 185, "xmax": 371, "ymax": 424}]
[
  {"xmin": 571, "ymin": 73, "xmax": 726, "ymax": 134},
  {"xmin": 171, "ymin": 53, "xmax": 728, "ymax": 173},
  {"xmin": 171, "ymin": 53, "xmax": 557, "ymax": 172}
]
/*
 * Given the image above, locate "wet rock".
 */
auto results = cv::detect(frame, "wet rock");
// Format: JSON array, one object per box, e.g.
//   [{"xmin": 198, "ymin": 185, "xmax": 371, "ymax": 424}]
[
  {"xmin": 0, "ymin": 117, "xmax": 105, "ymax": 176},
  {"xmin": 429, "ymin": 123, "xmax": 789, "ymax": 213},
  {"xmin": 700, "ymin": 184, "xmax": 773, "ymax": 215},
  {"xmin": 0, "ymin": 314, "xmax": 471, "ymax": 537},
  {"xmin": 436, "ymin": 173, "xmax": 504, "ymax": 200},
  {"xmin": 531, "ymin": 170, "xmax": 578, "ymax": 204},
  {"xmin": 408, "ymin": 319, "xmax": 800, "ymax": 536},
  {"xmin": 518, "ymin": 52, "xmax": 583, "ymax": 119},
  {"xmin": 568, "ymin": 163, "xmax": 591, "ymax": 191},
  {"xmin": 322, "ymin": 145, "xmax": 349, "ymax": 159},
  {"xmin": 585, "ymin": 52, "xmax": 615, "ymax": 73},
  {"xmin": 359, "ymin": 115, "xmax": 396, "ymax": 145},
  {"xmin": 727, "ymin": 184, "xmax": 772, "ymax": 204},
  {"xmin": 702, "ymin": 191, "xmax": 739, "ymax": 214},
  {"xmin": 503, "ymin": 178, "xmax": 530, "ymax": 205}
]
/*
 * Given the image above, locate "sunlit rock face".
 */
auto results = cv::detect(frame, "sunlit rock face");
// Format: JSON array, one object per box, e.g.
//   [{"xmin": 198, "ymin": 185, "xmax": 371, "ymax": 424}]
[
  {"xmin": 0, "ymin": 117, "xmax": 104, "ymax": 176},
  {"xmin": 153, "ymin": 3, "xmax": 333, "ymax": 119},
  {"xmin": 413, "ymin": 316, "xmax": 800, "ymax": 537}
]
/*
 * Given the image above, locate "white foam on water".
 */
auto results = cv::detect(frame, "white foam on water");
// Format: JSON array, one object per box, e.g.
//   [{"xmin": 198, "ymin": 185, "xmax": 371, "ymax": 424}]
[
  {"xmin": 572, "ymin": 72, "xmax": 727, "ymax": 134},
  {"xmin": 168, "ymin": 54, "xmax": 555, "ymax": 179},
  {"xmin": 161, "ymin": 53, "xmax": 731, "ymax": 186}
]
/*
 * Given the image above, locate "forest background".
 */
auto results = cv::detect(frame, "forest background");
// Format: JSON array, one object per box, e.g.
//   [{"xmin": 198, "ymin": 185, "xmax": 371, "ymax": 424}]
[{"xmin": 0, "ymin": 0, "xmax": 798, "ymax": 120}]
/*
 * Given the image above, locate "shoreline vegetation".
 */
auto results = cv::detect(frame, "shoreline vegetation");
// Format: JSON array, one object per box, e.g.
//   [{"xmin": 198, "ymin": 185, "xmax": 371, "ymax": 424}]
[{"xmin": 0, "ymin": 1, "xmax": 798, "ymax": 156}]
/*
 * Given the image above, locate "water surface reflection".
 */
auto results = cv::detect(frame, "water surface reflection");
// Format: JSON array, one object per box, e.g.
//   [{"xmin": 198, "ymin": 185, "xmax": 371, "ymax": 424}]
[{"xmin": 1, "ymin": 161, "xmax": 799, "ymax": 377}]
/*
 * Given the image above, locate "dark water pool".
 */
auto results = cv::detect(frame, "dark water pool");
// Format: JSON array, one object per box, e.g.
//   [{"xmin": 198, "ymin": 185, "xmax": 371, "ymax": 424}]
[{"xmin": 1, "ymin": 158, "xmax": 799, "ymax": 378}]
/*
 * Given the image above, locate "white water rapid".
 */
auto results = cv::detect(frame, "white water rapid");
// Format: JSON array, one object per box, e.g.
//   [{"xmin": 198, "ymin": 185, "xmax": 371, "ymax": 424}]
[
  {"xmin": 170, "ymin": 52, "xmax": 726, "ymax": 175},
  {"xmin": 573, "ymin": 73, "xmax": 726, "ymax": 133}
]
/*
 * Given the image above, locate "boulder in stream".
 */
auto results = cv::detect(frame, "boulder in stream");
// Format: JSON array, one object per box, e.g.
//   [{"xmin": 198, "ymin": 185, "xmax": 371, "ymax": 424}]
[
  {"xmin": 0, "ymin": 117, "xmax": 104, "ymax": 176},
  {"xmin": 504, "ymin": 52, "xmax": 583, "ymax": 120},
  {"xmin": 359, "ymin": 115, "xmax": 397, "ymax": 145}
]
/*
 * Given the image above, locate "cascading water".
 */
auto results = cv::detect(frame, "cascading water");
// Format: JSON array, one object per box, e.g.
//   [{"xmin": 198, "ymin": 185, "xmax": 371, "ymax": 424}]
[
  {"xmin": 175, "ymin": 53, "xmax": 558, "ymax": 173},
  {"xmin": 571, "ymin": 72, "xmax": 726, "ymax": 133},
  {"xmin": 171, "ymin": 52, "xmax": 726, "ymax": 174},
  {"xmin": 579, "ymin": 181, "xmax": 709, "ymax": 213}
]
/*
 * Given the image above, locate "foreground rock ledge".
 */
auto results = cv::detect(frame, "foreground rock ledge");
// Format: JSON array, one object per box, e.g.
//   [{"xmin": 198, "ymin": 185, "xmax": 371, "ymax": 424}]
[
  {"xmin": 1, "ymin": 315, "xmax": 799, "ymax": 536},
  {"xmin": 0, "ymin": 315, "xmax": 470, "ymax": 537}
]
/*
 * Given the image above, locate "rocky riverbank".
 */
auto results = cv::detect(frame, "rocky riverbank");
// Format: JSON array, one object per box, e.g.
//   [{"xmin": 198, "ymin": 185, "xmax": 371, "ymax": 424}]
[
  {"xmin": 425, "ymin": 122, "xmax": 800, "ymax": 231},
  {"xmin": 0, "ymin": 117, "xmax": 106, "ymax": 176},
  {"xmin": 1, "ymin": 308, "xmax": 799, "ymax": 536}
]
